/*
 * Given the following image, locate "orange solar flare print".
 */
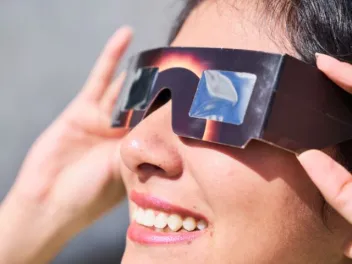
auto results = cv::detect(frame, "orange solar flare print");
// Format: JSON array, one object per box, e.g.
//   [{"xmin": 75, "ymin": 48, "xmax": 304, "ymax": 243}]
[
  {"xmin": 153, "ymin": 53, "xmax": 217, "ymax": 141},
  {"xmin": 154, "ymin": 53, "xmax": 208, "ymax": 78}
]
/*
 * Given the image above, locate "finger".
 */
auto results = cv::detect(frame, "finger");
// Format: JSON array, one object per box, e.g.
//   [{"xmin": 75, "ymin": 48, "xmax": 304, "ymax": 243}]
[
  {"xmin": 298, "ymin": 149, "xmax": 352, "ymax": 223},
  {"xmin": 344, "ymin": 240, "xmax": 352, "ymax": 259},
  {"xmin": 49, "ymin": 143, "xmax": 124, "ymax": 226},
  {"xmin": 100, "ymin": 71, "xmax": 126, "ymax": 115},
  {"xmin": 82, "ymin": 26, "xmax": 133, "ymax": 102},
  {"xmin": 316, "ymin": 53, "xmax": 352, "ymax": 93}
]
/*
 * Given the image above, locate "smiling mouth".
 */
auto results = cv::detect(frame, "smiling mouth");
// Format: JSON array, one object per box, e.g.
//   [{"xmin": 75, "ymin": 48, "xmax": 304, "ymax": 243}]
[{"xmin": 127, "ymin": 191, "xmax": 209, "ymax": 245}]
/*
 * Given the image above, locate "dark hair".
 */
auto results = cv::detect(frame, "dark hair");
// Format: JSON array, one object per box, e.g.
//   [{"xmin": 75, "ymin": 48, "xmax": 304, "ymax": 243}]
[{"xmin": 169, "ymin": 0, "xmax": 352, "ymax": 171}]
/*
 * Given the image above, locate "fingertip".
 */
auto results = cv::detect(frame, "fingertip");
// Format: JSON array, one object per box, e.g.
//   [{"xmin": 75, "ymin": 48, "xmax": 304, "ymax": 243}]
[
  {"xmin": 297, "ymin": 149, "xmax": 332, "ymax": 177},
  {"xmin": 104, "ymin": 26, "xmax": 134, "ymax": 51},
  {"xmin": 315, "ymin": 53, "xmax": 341, "ymax": 72},
  {"xmin": 344, "ymin": 241, "xmax": 352, "ymax": 259},
  {"xmin": 315, "ymin": 53, "xmax": 352, "ymax": 93},
  {"xmin": 113, "ymin": 25, "xmax": 134, "ymax": 40},
  {"xmin": 298, "ymin": 149, "xmax": 324, "ymax": 161}
]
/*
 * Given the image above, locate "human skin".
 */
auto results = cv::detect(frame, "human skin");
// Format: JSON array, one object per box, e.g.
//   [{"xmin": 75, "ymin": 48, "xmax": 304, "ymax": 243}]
[
  {"xmin": 120, "ymin": 1, "xmax": 352, "ymax": 264},
  {"xmin": 0, "ymin": 27, "xmax": 133, "ymax": 264},
  {"xmin": 1, "ymin": 1, "xmax": 352, "ymax": 264}
]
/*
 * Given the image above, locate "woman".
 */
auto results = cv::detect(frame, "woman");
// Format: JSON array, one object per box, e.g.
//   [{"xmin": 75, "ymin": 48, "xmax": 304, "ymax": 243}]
[{"xmin": 1, "ymin": 0, "xmax": 352, "ymax": 263}]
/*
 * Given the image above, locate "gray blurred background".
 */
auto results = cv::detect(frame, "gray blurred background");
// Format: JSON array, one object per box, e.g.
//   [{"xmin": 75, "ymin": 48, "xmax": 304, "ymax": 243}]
[{"xmin": 0, "ymin": 1, "xmax": 183, "ymax": 263}]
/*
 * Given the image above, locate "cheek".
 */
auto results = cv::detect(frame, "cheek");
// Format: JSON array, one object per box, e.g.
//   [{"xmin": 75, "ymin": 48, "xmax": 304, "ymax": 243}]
[
  {"xmin": 120, "ymin": 161, "xmax": 134, "ymax": 194},
  {"xmin": 183, "ymin": 144, "xmax": 326, "ymax": 260},
  {"xmin": 184, "ymin": 144, "xmax": 321, "ymax": 218}
]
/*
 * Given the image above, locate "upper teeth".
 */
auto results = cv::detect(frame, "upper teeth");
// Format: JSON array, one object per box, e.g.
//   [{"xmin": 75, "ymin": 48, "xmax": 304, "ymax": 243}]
[
  {"xmin": 155, "ymin": 212, "xmax": 168, "ymax": 229},
  {"xmin": 167, "ymin": 214, "xmax": 183, "ymax": 231},
  {"xmin": 183, "ymin": 216, "xmax": 197, "ymax": 231},
  {"xmin": 132, "ymin": 207, "xmax": 207, "ymax": 232}
]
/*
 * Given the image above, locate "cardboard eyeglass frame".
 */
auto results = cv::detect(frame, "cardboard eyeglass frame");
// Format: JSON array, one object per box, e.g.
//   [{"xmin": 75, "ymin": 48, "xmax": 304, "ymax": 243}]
[{"xmin": 111, "ymin": 47, "xmax": 352, "ymax": 153}]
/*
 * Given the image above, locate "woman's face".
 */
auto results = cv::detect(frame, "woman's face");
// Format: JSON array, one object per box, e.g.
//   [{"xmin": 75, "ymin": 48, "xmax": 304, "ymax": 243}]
[{"xmin": 120, "ymin": 1, "xmax": 348, "ymax": 263}]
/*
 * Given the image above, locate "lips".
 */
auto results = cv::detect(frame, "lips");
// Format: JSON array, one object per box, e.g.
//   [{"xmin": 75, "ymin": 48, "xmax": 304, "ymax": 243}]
[{"xmin": 127, "ymin": 190, "xmax": 208, "ymax": 245}]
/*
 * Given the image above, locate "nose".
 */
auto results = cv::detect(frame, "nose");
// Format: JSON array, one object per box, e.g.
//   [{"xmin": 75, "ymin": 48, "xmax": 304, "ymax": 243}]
[{"xmin": 120, "ymin": 101, "xmax": 183, "ymax": 181}]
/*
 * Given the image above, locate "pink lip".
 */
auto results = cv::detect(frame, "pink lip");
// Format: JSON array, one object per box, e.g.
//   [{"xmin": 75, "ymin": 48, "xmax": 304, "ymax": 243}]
[
  {"xmin": 130, "ymin": 191, "xmax": 207, "ymax": 220},
  {"xmin": 127, "ymin": 190, "xmax": 208, "ymax": 245}
]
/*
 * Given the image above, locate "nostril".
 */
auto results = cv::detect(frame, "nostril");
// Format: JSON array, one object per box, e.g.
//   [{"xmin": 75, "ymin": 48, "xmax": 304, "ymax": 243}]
[{"xmin": 138, "ymin": 163, "xmax": 166, "ymax": 175}]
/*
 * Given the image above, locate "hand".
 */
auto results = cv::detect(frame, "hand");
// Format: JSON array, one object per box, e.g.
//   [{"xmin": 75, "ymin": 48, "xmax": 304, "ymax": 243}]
[
  {"xmin": 0, "ymin": 26, "xmax": 133, "ymax": 264},
  {"xmin": 298, "ymin": 54, "xmax": 352, "ymax": 258}
]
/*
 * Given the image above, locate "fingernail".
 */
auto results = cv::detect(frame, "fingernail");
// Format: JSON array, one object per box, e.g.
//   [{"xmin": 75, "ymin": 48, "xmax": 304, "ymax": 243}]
[
  {"xmin": 315, "ymin": 53, "xmax": 332, "ymax": 61},
  {"xmin": 315, "ymin": 53, "xmax": 340, "ymax": 62},
  {"xmin": 315, "ymin": 53, "xmax": 341, "ymax": 70},
  {"xmin": 315, "ymin": 52, "xmax": 323, "ymax": 59},
  {"xmin": 297, "ymin": 149, "xmax": 322, "ymax": 170}
]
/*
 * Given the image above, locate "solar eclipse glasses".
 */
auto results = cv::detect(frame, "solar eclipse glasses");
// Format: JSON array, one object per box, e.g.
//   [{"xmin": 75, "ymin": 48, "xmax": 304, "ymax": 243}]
[{"xmin": 112, "ymin": 47, "xmax": 352, "ymax": 153}]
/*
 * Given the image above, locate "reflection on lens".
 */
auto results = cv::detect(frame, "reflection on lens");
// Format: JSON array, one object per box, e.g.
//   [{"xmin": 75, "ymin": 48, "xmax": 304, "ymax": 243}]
[
  {"xmin": 189, "ymin": 70, "xmax": 257, "ymax": 125},
  {"xmin": 122, "ymin": 67, "xmax": 159, "ymax": 110}
]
